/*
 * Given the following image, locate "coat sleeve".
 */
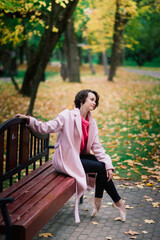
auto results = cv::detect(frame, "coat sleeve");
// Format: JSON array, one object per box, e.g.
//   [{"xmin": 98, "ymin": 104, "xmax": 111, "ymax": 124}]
[
  {"xmin": 91, "ymin": 122, "xmax": 114, "ymax": 171},
  {"xmin": 26, "ymin": 111, "xmax": 65, "ymax": 134}
]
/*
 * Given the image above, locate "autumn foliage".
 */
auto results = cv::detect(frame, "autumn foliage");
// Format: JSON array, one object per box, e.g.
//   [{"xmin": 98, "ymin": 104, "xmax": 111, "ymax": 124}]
[{"xmin": 0, "ymin": 65, "xmax": 159, "ymax": 183}]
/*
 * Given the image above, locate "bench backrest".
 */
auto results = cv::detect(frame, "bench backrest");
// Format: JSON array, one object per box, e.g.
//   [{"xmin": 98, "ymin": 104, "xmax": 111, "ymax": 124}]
[{"xmin": 0, "ymin": 118, "xmax": 50, "ymax": 192}]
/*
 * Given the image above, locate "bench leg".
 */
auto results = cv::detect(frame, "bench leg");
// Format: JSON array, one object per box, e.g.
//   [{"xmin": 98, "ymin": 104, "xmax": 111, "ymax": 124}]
[
  {"xmin": 0, "ymin": 205, "xmax": 13, "ymax": 240},
  {"xmin": 79, "ymin": 195, "xmax": 83, "ymax": 204}
]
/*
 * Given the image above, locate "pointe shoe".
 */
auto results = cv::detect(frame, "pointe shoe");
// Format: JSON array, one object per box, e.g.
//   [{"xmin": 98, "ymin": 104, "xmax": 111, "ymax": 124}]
[
  {"xmin": 91, "ymin": 198, "xmax": 102, "ymax": 217},
  {"xmin": 112, "ymin": 203, "xmax": 126, "ymax": 222}
]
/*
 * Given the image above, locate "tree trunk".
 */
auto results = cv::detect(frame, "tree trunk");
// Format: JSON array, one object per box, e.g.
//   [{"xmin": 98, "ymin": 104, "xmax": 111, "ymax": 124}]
[
  {"xmin": 64, "ymin": 18, "xmax": 80, "ymax": 82},
  {"xmin": 19, "ymin": 45, "xmax": 24, "ymax": 64},
  {"xmin": 21, "ymin": 0, "xmax": 79, "ymax": 98},
  {"xmin": 24, "ymin": 0, "xmax": 79, "ymax": 115},
  {"xmin": 108, "ymin": 0, "xmax": 128, "ymax": 81},
  {"xmin": 102, "ymin": 51, "xmax": 109, "ymax": 75},
  {"xmin": 88, "ymin": 49, "xmax": 96, "ymax": 74}
]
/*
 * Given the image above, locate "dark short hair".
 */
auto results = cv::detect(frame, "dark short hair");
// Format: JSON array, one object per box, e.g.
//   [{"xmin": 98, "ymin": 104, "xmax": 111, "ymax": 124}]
[{"xmin": 74, "ymin": 89, "xmax": 99, "ymax": 109}]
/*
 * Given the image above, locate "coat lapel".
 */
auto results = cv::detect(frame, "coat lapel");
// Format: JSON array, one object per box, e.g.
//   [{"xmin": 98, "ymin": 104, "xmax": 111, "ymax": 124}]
[
  {"xmin": 74, "ymin": 108, "xmax": 82, "ymax": 139},
  {"xmin": 86, "ymin": 112, "xmax": 96, "ymax": 152}
]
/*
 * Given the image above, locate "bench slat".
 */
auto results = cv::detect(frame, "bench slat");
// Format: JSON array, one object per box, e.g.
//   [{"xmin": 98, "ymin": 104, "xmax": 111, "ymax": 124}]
[
  {"xmin": 6, "ymin": 125, "xmax": 18, "ymax": 171},
  {"xmin": 5, "ymin": 168, "xmax": 58, "ymax": 222},
  {"xmin": 6, "ymin": 165, "xmax": 56, "ymax": 201},
  {"xmin": 0, "ymin": 160, "xmax": 52, "ymax": 199},
  {"xmin": 10, "ymin": 174, "xmax": 67, "ymax": 224},
  {"xmin": 19, "ymin": 125, "xmax": 29, "ymax": 165},
  {"xmin": 14, "ymin": 177, "xmax": 75, "ymax": 240}
]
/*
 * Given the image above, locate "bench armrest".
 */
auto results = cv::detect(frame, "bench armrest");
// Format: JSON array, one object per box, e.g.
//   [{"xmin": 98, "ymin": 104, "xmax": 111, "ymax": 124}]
[{"xmin": 48, "ymin": 145, "xmax": 55, "ymax": 149}]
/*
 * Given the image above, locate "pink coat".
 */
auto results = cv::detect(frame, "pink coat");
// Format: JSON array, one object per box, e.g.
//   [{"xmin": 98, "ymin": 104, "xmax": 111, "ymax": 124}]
[{"xmin": 27, "ymin": 108, "xmax": 114, "ymax": 222}]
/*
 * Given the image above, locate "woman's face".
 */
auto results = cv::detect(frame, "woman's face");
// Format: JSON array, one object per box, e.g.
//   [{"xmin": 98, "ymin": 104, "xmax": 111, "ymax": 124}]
[{"xmin": 82, "ymin": 92, "xmax": 96, "ymax": 112}]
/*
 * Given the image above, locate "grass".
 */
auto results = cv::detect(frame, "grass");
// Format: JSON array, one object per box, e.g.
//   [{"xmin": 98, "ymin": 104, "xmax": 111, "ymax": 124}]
[
  {"xmin": 124, "ymin": 57, "xmax": 160, "ymax": 68},
  {"xmin": 98, "ymin": 85, "xmax": 160, "ymax": 181}
]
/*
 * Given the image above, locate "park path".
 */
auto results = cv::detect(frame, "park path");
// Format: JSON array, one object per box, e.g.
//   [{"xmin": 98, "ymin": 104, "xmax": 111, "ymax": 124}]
[
  {"xmin": 32, "ymin": 180, "xmax": 160, "ymax": 240},
  {"xmin": 124, "ymin": 68, "xmax": 160, "ymax": 79}
]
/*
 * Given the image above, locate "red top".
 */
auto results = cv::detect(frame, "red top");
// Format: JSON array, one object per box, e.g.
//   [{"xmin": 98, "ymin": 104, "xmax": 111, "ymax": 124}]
[{"xmin": 80, "ymin": 116, "xmax": 89, "ymax": 153}]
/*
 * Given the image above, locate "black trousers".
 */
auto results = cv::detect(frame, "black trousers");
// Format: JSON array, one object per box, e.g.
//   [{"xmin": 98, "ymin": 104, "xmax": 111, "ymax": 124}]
[{"xmin": 80, "ymin": 154, "xmax": 121, "ymax": 202}]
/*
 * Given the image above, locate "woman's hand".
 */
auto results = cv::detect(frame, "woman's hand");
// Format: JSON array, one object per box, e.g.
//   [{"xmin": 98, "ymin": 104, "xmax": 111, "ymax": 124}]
[
  {"xmin": 106, "ymin": 169, "xmax": 113, "ymax": 182},
  {"xmin": 15, "ymin": 114, "xmax": 30, "ymax": 124}
]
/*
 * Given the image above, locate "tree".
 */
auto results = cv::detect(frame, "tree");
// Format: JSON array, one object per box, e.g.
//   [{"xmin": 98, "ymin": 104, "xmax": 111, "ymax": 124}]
[
  {"xmin": 124, "ymin": 0, "xmax": 160, "ymax": 66},
  {"xmin": 108, "ymin": 0, "xmax": 137, "ymax": 81},
  {"xmin": 64, "ymin": 17, "xmax": 80, "ymax": 82},
  {"xmin": 81, "ymin": 0, "xmax": 115, "ymax": 75},
  {"xmin": 0, "ymin": 0, "xmax": 79, "ymax": 115}
]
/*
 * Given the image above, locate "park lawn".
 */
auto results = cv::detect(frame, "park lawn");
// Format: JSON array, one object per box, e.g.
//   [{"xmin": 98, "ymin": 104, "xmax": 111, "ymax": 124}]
[{"xmin": 0, "ymin": 65, "xmax": 159, "ymax": 184}]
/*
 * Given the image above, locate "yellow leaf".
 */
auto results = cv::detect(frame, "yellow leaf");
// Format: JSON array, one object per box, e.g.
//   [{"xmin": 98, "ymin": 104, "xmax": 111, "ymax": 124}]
[
  {"xmin": 52, "ymin": 26, "xmax": 59, "ymax": 33},
  {"xmin": 70, "ymin": 204, "xmax": 75, "ymax": 207},
  {"xmin": 92, "ymin": 221, "xmax": 99, "ymax": 225},
  {"xmin": 146, "ymin": 183, "xmax": 154, "ymax": 187},
  {"xmin": 142, "ymin": 230, "xmax": 148, "ymax": 234},
  {"xmin": 124, "ymin": 230, "xmax": 139, "ymax": 235},
  {"xmin": 144, "ymin": 219, "xmax": 155, "ymax": 224},
  {"xmin": 113, "ymin": 176, "xmax": 121, "ymax": 180},
  {"xmin": 145, "ymin": 198, "xmax": 153, "ymax": 202},
  {"xmin": 47, "ymin": 6, "xmax": 52, "ymax": 11},
  {"xmin": 39, "ymin": 233, "xmax": 53, "ymax": 238},
  {"xmin": 152, "ymin": 202, "xmax": 160, "ymax": 208},
  {"xmin": 126, "ymin": 205, "xmax": 134, "ymax": 209}
]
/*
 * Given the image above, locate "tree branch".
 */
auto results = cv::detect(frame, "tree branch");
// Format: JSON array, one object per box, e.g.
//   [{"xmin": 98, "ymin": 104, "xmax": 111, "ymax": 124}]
[{"xmin": 0, "ymin": 10, "xmax": 48, "ymax": 21}]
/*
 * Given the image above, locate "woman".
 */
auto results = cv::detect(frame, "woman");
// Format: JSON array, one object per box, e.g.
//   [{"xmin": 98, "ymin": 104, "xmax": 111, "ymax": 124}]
[{"xmin": 15, "ymin": 89, "xmax": 126, "ymax": 223}]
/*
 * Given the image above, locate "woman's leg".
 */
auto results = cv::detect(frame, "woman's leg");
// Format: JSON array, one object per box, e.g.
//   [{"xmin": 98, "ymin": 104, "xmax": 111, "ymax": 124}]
[
  {"xmin": 80, "ymin": 154, "xmax": 121, "ymax": 202},
  {"xmin": 80, "ymin": 154, "xmax": 126, "ymax": 221}
]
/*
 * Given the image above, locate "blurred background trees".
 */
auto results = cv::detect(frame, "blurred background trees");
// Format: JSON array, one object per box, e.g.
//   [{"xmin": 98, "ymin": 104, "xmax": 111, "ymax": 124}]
[{"xmin": 0, "ymin": 0, "xmax": 160, "ymax": 114}]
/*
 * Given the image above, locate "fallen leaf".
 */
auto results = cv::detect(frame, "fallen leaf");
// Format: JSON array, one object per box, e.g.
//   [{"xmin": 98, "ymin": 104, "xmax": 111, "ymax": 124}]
[
  {"xmin": 144, "ymin": 219, "xmax": 155, "ymax": 224},
  {"xmin": 70, "ymin": 204, "xmax": 75, "ymax": 207},
  {"xmin": 141, "ymin": 175, "xmax": 149, "ymax": 180},
  {"xmin": 39, "ymin": 233, "xmax": 53, "ymax": 238},
  {"xmin": 145, "ymin": 198, "xmax": 153, "ymax": 202},
  {"xmin": 123, "ymin": 182, "xmax": 134, "ymax": 186},
  {"xmin": 83, "ymin": 208, "xmax": 88, "ymax": 211},
  {"xmin": 146, "ymin": 183, "xmax": 154, "ymax": 187},
  {"xmin": 152, "ymin": 202, "xmax": 160, "ymax": 208},
  {"xmin": 102, "ymin": 205, "xmax": 109, "ymax": 208},
  {"xmin": 126, "ymin": 205, "xmax": 134, "ymax": 209},
  {"xmin": 143, "ymin": 195, "xmax": 150, "ymax": 198},
  {"xmin": 92, "ymin": 221, "xmax": 99, "ymax": 225},
  {"xmin": 113, "ymin": 176, "xmax": 121, "ymax": 180},
  {"xmin": 127, "ymin": 172, "xmax": 132, "ymax": 176},
  {"xmin": 124, "ymin": 230, "xmax": 139, "ymax": 236}
]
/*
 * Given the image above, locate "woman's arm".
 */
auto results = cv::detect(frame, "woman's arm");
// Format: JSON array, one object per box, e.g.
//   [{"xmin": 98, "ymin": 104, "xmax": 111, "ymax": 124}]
[{"xmin": 15, "ymin": 112, "xmax": 64, "ymax": 134}]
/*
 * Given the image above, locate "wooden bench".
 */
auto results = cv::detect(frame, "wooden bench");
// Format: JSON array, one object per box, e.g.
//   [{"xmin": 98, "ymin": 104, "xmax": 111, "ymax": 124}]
[{"xmin": 0, "ymin": 118, "xmax": 76, "ymax": 240}]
